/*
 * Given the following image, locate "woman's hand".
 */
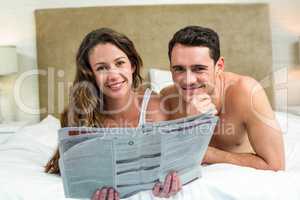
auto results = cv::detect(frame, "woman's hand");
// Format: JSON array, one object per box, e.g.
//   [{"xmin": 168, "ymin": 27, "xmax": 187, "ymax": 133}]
[
  {"xmin": 91, "ymin": 187, "xmax": 119, "ymax": 200},
  {"xmin": 152, "ymin": 171, "xmax": 182, "ymax": 198}
]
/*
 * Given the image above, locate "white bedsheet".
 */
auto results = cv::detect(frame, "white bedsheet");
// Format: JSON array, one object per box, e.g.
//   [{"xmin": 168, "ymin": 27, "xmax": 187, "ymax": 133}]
[{"xmin": 0, "ymin": 112, "xmax": 300, "ymax": 200}]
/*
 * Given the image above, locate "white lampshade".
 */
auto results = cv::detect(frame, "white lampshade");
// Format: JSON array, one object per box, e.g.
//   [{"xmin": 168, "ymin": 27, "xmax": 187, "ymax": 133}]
[{"xmin": 0, "ymin": 46, "xmax": 18, "ymax": 75}]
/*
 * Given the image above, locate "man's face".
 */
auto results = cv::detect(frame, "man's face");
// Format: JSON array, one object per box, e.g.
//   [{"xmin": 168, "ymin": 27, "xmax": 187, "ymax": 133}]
[{"xmin": 170, "ymin": 44, "xmax": 217, "ymax": 102}]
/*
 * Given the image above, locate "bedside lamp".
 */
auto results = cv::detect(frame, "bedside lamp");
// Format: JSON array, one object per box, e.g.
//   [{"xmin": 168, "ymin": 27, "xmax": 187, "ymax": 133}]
[
  {"xmin": 0, "ymin": 46, "xmax": 18, "ymax": 122},
  {"xmin": 0, "ymin": 46, "xmax": 18, "ymax": 75}
]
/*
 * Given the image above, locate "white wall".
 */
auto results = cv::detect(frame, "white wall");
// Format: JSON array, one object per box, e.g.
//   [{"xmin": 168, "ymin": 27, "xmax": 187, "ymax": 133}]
[
  {"xmin": 270, "ymin": 0, "xmax": 300, "ymax": 110},
  {"xmin": 0, "ymin": 0, "xmax": 299, "ymax": 122}
]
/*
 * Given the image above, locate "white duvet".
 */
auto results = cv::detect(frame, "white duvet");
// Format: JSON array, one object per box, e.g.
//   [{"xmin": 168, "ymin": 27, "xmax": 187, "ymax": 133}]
[{"xmin": 0, "ymin": 112, "xmax": 300, "ymax": 200}]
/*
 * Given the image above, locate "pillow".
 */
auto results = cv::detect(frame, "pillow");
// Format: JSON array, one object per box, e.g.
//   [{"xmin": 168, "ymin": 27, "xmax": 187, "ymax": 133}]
[
  {"xmin": 287, "ymin": 106, "xmax": 300, "ymax": 116},
  {"xmin": 149, "ymin": 68, "xmax": 173, "ymax": 93},
  {"xmin": 10, "ymin": 115, "xmax": 61, "ymax": 150},
  {"xmin": 0, "ymin": 115, "xmax": 61, "ymax": 168},
  {"xmin": 275, "ymin": 111, "xmax": 300, "ymax": 135}
]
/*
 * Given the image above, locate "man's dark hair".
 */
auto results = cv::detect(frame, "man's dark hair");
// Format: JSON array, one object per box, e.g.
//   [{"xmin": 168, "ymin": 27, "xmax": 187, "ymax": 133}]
[{"xmin": 168, "ymin": 26, "xmax": 220, "ymax": 64}]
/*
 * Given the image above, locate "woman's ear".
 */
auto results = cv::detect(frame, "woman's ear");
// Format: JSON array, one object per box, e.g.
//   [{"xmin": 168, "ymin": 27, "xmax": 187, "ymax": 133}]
[{"xmin": 132, "ymin": 65, "xmax": 136, "ymax": 74}]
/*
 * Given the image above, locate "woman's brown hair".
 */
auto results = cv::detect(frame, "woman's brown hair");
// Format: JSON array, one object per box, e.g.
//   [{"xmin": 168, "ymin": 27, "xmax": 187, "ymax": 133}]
[{"xmin": 45, "ymin": 28, "xmax": 143, "ymax": 174}]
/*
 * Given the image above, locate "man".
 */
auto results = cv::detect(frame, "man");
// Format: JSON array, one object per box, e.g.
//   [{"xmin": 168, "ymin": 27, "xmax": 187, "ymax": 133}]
[{"xmin": 161, "ymin": 26, "xmax": 285, "ymax": 171}]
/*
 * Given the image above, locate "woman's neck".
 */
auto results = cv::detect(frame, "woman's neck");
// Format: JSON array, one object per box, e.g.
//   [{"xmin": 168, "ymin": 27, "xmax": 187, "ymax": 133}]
[{"xmin": 104, "ymin": 90, "xmax": 139, "ymax": 120}]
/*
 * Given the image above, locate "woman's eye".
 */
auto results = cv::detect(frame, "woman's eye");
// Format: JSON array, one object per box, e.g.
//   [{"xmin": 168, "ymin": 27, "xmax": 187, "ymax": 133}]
[
  {"xmin": 116, "ymin": 61, "xmax": 125, "ymax": 67},
  {"xmin": 96, "ymin": 66, "xmax": 108, "ymax": 71}
]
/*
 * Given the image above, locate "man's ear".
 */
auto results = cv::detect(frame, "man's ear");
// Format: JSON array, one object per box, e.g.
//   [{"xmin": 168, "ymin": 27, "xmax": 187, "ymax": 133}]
[{"xmin": 216, "ymin": 56, "xmax": 225, "ymax": 72}]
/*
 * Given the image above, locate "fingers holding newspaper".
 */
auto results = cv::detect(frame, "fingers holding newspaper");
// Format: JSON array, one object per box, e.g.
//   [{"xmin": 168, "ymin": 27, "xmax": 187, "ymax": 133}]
[
  {"xmin": 91, "ymin": 187, "xmax": 120, "ymax": 200},
  {"xmin": 186, "ymin": 93, "xmax": 217, "ymax": 116},
  {"xmin": 91, "ymin": 172, "xmax": 182, "ymax": 200},
  {"xmin": 152, "ymin": 171, "xmax": 182, "ymax": 198}
]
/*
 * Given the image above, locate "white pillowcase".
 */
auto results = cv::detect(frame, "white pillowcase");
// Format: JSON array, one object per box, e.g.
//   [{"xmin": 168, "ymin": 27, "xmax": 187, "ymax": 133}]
[
  {"xmin": 275, "ymin": 111, "xmax": 300, "ymax": 135},
  {"xmin": 0, "ymin": 115, "xmax": 61, "ymax": 168},
  {"xmin": 288, "ymin": 106, "xmax": 300, "ymax": 116},
  {"xmin": 8, "ymin": 115, "xmax": 61, "ymax": 151},
  {"xmin": 149, "ymin": 68, "xmax": 173, "ymax": 93}
]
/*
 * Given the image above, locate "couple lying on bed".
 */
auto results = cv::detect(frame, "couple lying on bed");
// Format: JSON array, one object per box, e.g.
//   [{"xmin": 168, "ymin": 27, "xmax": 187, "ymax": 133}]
[{"xmin": 45, "ymin": 26, "xmax": 285, "ymax": 200}]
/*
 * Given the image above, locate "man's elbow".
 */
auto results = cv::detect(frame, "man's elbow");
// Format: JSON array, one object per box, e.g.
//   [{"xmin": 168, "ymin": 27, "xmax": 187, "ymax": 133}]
[{"xmin": 267, "ymin": 160, "xmax": 285, "ymax": 171}]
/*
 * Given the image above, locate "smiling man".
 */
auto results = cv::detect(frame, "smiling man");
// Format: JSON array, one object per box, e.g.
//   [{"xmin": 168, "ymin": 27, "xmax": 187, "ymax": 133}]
[{"xmin": 160, "ymin": 26, "xmax": 285, "ymax": 171}]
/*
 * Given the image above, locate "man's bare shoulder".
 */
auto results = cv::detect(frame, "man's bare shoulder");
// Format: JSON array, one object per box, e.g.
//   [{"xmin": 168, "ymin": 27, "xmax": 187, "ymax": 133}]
[
  {"xmin": 224, "ymin": 72, "xmax": 271, "ymax": 120},
  {"xmin": 160, "ymin": 84, "xmax": 178, "ymax": 97},
  {"xmin": 225, "ymin": 72, "xmax": 262, "ymax": 102}
]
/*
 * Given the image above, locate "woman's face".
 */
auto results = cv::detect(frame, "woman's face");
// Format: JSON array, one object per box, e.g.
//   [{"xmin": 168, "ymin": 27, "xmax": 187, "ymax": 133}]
[{"xmin": 89, "ymin": 43, "xmax": 134, "ymax": 99}]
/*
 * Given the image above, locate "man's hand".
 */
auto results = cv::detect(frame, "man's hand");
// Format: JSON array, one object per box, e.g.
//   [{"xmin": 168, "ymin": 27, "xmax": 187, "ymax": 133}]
[
  {"xmin": 186, "ymin": 93, "xmax": 217, "ymax": 116},
  {"xmin": 92, "ymin": 187, "xmax": 119, "ymax": 200},
  {"xmin": 152, "ymin": 171, "xmax": 182, "ymax": 198}
]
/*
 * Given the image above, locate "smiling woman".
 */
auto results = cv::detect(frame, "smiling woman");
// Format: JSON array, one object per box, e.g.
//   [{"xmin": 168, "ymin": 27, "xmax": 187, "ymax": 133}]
[{"xmin": 44, "ymin": 27, "xmax": 180, "ymax": 200}]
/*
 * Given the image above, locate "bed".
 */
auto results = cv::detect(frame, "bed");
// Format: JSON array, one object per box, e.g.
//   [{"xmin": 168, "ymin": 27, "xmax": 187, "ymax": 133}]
[{"xmin": 0, "ymin": 112, "xmax": 300, "ymax": 200}]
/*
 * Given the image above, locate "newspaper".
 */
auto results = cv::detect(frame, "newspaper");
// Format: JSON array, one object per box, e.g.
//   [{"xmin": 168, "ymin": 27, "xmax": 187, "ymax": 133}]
[{"xmin": 58, "ymin": 112, "xmax": 218, "ymax": 199}]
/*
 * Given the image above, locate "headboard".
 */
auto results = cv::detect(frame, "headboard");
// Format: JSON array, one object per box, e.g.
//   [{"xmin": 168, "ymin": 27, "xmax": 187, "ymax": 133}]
[{"xmin": 35, "ymin": 4, "xmax": 273, "ymax": 119}]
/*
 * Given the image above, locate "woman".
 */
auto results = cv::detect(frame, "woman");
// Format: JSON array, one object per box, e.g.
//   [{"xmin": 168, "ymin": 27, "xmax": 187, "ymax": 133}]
[{"xmin": 45, "ymin": 28, "xmax": 181, "ymax": 200}]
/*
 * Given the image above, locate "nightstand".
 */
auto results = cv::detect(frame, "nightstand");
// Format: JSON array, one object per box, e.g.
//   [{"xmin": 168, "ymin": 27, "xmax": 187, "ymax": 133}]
[{"xmin": 0, "ymin": 121, "xmax": 30, "ymax": 144}]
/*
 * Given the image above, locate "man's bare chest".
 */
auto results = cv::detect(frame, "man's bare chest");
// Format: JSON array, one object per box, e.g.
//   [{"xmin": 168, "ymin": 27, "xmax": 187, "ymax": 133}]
[{"xmin": 210, "ymin": 113, "xmax": 247, "ymax": 150}]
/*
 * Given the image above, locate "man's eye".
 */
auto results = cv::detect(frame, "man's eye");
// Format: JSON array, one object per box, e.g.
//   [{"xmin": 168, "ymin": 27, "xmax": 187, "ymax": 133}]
[
  {"xmin": 173, "ymin": 66, "xmax": 185, "ymax": 72},
  {"xmin": 192, "ymin": 66, "xmax": 206, "ymax": 73}
]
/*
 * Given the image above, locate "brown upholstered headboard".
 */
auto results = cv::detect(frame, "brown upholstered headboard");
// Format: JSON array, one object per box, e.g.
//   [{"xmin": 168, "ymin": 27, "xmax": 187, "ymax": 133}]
[{"xmin": 35, "ymin": 4, "xmax": 273, "ymax": 119}]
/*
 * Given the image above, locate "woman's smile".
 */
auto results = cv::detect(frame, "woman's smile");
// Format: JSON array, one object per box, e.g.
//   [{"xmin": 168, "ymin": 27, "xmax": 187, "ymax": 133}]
[{"xmin": 106, "ymin": 80, "xmax": 126, "ymax": 91}]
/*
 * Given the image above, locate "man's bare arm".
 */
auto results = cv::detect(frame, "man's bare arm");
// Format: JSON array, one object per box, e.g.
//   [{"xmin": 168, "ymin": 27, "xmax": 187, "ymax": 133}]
[
  {"xmin": 203, "ymin": 77, "xmax": 285, "ymax": 171},
  {"xmin": 203, "ymin": 146, "xmax": 279, "ymax": 170},
  {"xmin": 243, "ymin": 78, "xmax": 285, "ymax": 170}
]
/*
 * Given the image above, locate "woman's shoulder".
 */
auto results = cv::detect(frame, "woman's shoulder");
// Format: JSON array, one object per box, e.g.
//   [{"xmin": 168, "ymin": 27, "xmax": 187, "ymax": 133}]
[
  {"xmin": 135, "ymin": 85, "xmax": 168, "ymax": 122},
  {"xmin": 146, "ymin": 90, "xmax": 168, "ymax": 122}
]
